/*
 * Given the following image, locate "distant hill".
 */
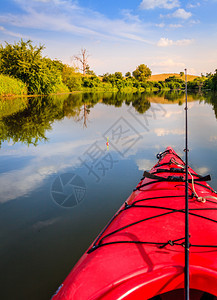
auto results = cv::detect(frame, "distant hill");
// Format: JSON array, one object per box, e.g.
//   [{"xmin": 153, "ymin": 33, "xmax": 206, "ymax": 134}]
[{"xmin": 148, "ymin": 73, "xmax": 199, "ymax": 82}]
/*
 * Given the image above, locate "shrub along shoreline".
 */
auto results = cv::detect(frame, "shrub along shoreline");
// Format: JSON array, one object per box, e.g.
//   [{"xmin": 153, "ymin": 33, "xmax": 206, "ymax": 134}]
[
  {"xmin": 0, "ymin": 74, "xmax": 28, "ymax": 96},
  {"xmin": 0, "ymin": 71, "xmax": 198, "ymax": 97}
]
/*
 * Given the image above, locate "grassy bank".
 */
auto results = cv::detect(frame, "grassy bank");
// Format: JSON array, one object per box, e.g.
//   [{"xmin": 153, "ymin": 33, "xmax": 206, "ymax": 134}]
[
  {"xmin": 0, "ymin": 74, "xmax": 69, "ymax": 97},
  {"xmin": 81, "ymin": 86, "xmax": 145, "ymax": 93},
  {"xmin": 0, "ymin": 74, "xmax": 28, "ymax": 96},
  {"xmin": 0, "ymin": 72, "xmax": 200, "ymax": 97}
]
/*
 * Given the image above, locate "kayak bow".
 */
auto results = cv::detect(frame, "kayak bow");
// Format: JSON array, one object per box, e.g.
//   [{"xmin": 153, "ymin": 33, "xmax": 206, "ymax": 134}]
[{"xmin": 52, "ymin": 147, "xmax": 217, "ymax": 300}]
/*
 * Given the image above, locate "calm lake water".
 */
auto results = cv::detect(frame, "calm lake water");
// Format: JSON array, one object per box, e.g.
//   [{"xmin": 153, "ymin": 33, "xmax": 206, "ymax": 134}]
[{"xmin": 1, "ymin": 91, "xmax": 217, "ymax": 299}]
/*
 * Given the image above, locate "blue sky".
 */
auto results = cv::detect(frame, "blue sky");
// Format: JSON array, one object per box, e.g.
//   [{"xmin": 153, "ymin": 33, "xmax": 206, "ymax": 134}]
[{"xmin": 0, "ymin": 0, "xmax": 217, "ymax": 75}]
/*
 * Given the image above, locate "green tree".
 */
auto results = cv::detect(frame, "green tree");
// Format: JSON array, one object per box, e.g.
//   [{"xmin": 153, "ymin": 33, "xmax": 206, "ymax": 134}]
[
  {"xmin": 114, "ymin": 72, "xmax": 123, "ymax": 80},
  {"xmin": 132, "ymin": 80, "xmax": 141, "ymax": 89},
  {"xmin": 132, "ymin": 64, "xmax": 152, "ymax": 82},
  {"xmin": 206, "ymin": 72, "xmax": 212, "ymax": 78},
  {"xmin": 62, "ymin": 65, "xmax": 82, "ymax": 91},
  {"xmin": 187, "ymin": 77, "xmax": 206, "ymax": 91},
  {"xmin": 82, "ymin": 76, "xmax": 101, "ymax": 88},
  {"xmin": 164, "ymin": 76, "xmax": 185, "ymax": 89},
  {"xmin": 52, "ymin": 59, "xmax": 65, "ymax": 72},
  {"xmin": 116, "ymin": 79, "xmax": 124, "ymax": 90},
  {"xmin": 85, "ymin": 64, "xmax": 95, "ymax": 75},
  {"xmin": 125, "ymin": 72, "xmax": 131, "ymax": 78},
  {"xmin": 210, "ymin": 70, "xmax": 217, "ymax": 91},
  {"xmin": 102, "ymin": 73, "xmax": 110, "ymax": 83},
  {"xmin": 102, "ymin": 73, "xmax": 116, "ymax": 86},
  {"xmin": 0, "ymin": 40, "xmax": 65, "ymax": 95}
]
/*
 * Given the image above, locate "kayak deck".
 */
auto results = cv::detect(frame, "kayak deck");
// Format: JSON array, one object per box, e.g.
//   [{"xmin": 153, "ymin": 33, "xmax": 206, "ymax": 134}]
[{"xmin": 52, "ymin": 147, "xmax": 217, "ymax": 299}]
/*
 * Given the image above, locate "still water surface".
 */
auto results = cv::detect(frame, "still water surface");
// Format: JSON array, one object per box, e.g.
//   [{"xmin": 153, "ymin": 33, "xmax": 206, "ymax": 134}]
[{"xmin": 1, "ymin": 91, "xmax": 217, "ymax": 299}]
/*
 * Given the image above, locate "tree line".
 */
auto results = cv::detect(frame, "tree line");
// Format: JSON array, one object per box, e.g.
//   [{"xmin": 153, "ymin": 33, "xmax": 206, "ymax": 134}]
[
  {"xmin": 187, "ymin": 72, "xmax": 217, "ymax": 91},
  {"xmin": 0, "ymin": 39, "xmax": 217, "ymax": 96}
]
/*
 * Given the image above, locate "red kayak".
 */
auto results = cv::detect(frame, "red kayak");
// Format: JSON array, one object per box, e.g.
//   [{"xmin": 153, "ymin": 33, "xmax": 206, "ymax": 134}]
[{"xmin": 52, "ymin": 147, "xmax": 217, "ymax": 299}]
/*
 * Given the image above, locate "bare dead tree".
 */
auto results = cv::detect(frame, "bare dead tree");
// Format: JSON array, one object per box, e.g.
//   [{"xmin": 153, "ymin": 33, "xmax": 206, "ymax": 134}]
[
  {"xmin": 74, "ymin": 48, "xmax": 89, "ymax": 75},
  {"xmin": 74, "ymin": 104, "xmax": 90, "ymax": 128},
  {"xmin": 83, "ymin": 104, "xmax": 88, "ymax": 128}
]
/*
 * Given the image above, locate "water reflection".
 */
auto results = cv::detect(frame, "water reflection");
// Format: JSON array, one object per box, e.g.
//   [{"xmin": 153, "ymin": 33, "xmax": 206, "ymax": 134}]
[
  {"xmin": 0, "ymin": 90, "xmax": 205, "ymax": 148},
  {"xmin": 204, "ymin": 91, "xmax": 217, "ymax": 119},
  {"xmin": 1, "ymin": 91, "xmax": 217, "ymax": 300}
]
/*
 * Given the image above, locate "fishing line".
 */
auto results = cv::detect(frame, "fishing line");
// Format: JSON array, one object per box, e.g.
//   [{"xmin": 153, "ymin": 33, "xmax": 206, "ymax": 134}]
[{"xmin": 184, "ymin": 68, "xmax": 190, "ymax": 300}]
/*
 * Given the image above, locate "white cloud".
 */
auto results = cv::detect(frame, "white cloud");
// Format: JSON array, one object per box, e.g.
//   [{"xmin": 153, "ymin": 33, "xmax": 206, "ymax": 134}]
[
  {"xmin": 164, "ymin": 110, "xmax": 183, "ymax": 118},
  {"xmin": 169, "ymin": 23, "xmax": 183, "ymax": 28},
  {"xmin": 15, "ymin": 0, "xmax": 79, "ymax": 10},
  {"xmin": 151, "ymin": 58, "xmax": 186, "ymax": 72},
  {"xmin": 32, "ymin": 0, "xmax": 51, "ymax": 2},
  {"xmin": 209, "ymin": 135, "xmax": 217, "ymax": 142},
  {"xmin": 157, "ymin": 37, "xmax": 194, "ymax": 47},
  {"xmin": 189, "ymin": 19, "xmax": 200, "ymax": 25},
  {"xmin": 0, "ymin": 137, "xmax": 97, "ymax": 203},
  {"xmin": 171, "ymin": 8, "xmax": 192, "ymax": 19},
  {"xmin": 187, "ymin": 67, "xmax": 197, "ymax": 74},
  {"xmin": 154, "ymin": 128, "xmax": 184, "ymax": 136},
  {"xmin": 175, "ymin": 39, "xmax": 194, "ymax": 46},
  {"xmin": 140, "ymin": 0, "xmax": 180, "ymax": 9},
  {"xmin": 156, "ymin": 23, "xmax": 165, "ymax": 27},
  {"xmin": 0, "ymin": 0, "xmax": 152, "ymax": 45},
  {"xmin": 33, "ymin": 217, "xmax": 61, "ymax": 230},
  {"xmin": 121, "ymin": 9, "xmax": 141, "ymax": 23},
  {"xmin": 136, "ymin": 158, "xmax": 156, "ymax": 171},
  {"xmin": 0, "ymin": 0, "xmax": 214, "ymax": 76},
  {"xmin": 187, "ymin": 2, "xmax": 201, "ymax": 8},
  {"xmin": 158, "ymin": 59, "xmax": 185, "ymax": 67},
  {"xmin": 157, "ymin": 38, "xmax": 174, "ymax": 46},
  {"xmin": 0, "ymin": 165, "xmax": 50, "ymax": 204},
  {"xmin": 156, "ymin": 22, "xmax": 183, "ymax": 29},
  {"xmin": 194, "ymin": 166, "xmax": 209, "ymax": 175},
  {"xmin": 0, "ymin": 25, "xmax": 28, "ymax": 38}
]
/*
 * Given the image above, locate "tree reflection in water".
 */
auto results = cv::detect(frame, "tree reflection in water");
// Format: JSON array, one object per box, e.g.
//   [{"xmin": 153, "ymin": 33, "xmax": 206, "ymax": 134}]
[{"xmin": 0, "ymin": 90, "xmax": 205, "ymax": 148}]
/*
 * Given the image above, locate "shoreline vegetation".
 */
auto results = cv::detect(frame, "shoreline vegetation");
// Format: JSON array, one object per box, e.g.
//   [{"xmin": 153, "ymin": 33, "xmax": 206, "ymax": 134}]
[{"xmin": 0, "ymin": 40, "xmax": 217, "ymax": 97}]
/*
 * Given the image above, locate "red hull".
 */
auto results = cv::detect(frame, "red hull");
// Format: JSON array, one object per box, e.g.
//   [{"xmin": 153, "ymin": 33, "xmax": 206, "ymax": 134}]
[{"xmin": 52, "ymin": 147, "xmax": 217, "ymax": 299}]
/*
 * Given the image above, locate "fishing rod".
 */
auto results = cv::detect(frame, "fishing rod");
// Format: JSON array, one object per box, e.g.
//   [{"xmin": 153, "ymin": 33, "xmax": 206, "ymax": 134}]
[{"xmin": 184, "ymin": 68, "xmax": 190, "ymax": 300}]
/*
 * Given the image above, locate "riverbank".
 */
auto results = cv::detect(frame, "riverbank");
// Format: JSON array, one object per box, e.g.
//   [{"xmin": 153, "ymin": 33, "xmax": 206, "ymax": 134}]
[
  {"xmin": 0, "ymin": 74, "xmax": 28, "ymax": 97},
  {"xmin": 0, "ymin": 77, "xmax": 171, "ymax": 98},
  {"xmin": 0, "ymin": 72, "xmax": 210, "ymax": 98}
]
